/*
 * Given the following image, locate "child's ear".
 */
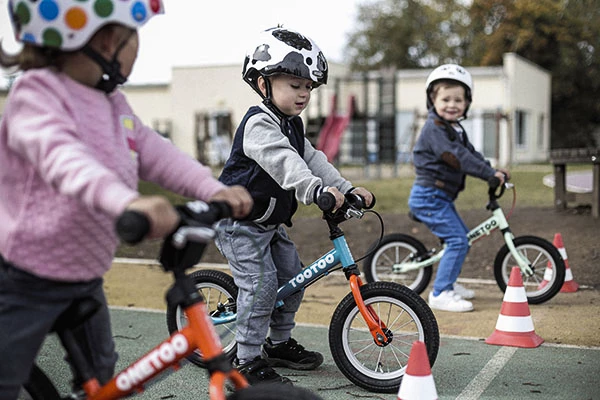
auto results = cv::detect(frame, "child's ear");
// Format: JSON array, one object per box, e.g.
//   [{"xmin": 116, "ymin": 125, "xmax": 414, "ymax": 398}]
[{"xmin": 257, "ymin": 76, "xmax": 268, "ymax": 97}]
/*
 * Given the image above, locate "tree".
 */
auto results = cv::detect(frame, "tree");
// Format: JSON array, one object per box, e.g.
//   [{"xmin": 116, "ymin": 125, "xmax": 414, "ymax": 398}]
[
  {"xmin": 345, "ymin": 0, "xmax": 600, "ymax": 148},
  {"xmin": 468, "ymin": 0, "xmax": 600, "ymax": 148},
  {"xmin": 345, "ymin": 0, "xmax": 471, "ymax": 70}
]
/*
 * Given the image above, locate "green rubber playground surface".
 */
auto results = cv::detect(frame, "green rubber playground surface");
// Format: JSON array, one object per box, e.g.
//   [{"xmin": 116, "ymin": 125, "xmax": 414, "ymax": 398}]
[{"xmin": 35, "ymin": 307, "xmax": 599, "ymax": 400}]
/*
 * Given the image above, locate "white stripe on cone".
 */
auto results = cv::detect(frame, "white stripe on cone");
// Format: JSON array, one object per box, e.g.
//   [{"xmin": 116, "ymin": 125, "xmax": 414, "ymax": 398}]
[
  {"xmin": 558, "ymin": 247, "xmax": 568, "ymax": 259},
  {"xmin": 504, "ymin": 286, "xmax": 528, "ymax": 303},
  {"xmin": 565, "ymin": 268, "xmax": 574, "ymax": 280},
  {"xmin": 398, "ymin": 375, "xmax": 438, "ymax": 400},
  {"xmin": 495, "ymin": 314, "xmax": 535, "ymax": 332}
]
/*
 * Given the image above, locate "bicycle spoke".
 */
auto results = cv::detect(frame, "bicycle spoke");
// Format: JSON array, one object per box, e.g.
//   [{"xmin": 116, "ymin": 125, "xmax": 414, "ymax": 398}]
[
  {"xmin": 529, "ymin": 250, "xmax": 544, "ymax": 268},
  {"xmin": 379, "ymin": 251, "xmax": 395, "ymax": 266}
]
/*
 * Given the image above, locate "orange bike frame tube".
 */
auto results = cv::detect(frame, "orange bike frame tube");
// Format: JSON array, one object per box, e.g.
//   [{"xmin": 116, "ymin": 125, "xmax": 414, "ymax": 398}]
[
  {"xmin": 349, "ymin": 275, "xmax": 390, "ymax": 345},
  {"xmin": 86, "ymin": 302, "xmax": 247, "ymax": 399}
]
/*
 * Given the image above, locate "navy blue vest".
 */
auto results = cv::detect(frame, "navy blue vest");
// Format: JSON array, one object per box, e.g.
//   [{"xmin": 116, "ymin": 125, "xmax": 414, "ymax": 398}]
[{"xmin": 219, "ymin": 106, "xmax": 305, "ymax": 226}]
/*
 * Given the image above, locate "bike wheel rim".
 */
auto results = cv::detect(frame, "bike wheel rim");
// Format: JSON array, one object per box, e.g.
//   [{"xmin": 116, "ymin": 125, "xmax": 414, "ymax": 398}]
[{"xmin": 341, "ymin": 296, "xmax": 425, "ymax": 380}]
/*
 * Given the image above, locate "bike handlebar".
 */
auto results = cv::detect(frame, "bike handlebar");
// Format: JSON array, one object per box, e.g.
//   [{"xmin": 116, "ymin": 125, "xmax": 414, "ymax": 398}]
[
  {"xmin": 115, "ymin": 210, "xmax": 151, "ymax": 245},
  {"xmin": 316, "ymin": 192, "xmax": 376, "ymax": 226},
  {"xmin": 116, "ymin": 201, "xmax": 232, "ymax": 245},
  {"xmin": 487, "ymin": 173, "xmax": 510, "ymax": 201},
  {"xmin": 316, "ymin": 192, "xmax": 376, "ymax": 213}
]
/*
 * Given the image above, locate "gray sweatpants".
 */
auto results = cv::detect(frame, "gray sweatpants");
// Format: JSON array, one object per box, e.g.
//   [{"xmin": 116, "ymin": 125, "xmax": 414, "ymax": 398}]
[
  {"xmin": 0, "ymin": 257, "xmax": 117, "ymax": 399},
  {"xmin": 215, "ymin": 219, "xmax": 304, "ymax": 362}
]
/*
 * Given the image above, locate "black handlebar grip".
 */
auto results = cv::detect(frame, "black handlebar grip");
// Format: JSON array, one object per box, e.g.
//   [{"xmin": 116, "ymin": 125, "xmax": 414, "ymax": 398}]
[
  {"xmin": 346, "ymin": 192, "xmax": 376, "ymax": 209},
  {"xmin": 317, "ymin": 192, "xmax": 336, "ymax": 212},
  {"xmin": 488, "ymin": 176, "xmax": 501, "ymax": 188},
  {"xmin": 116, "ymin": 210, "xmax": 150, "ymax": 245},
  {"xmin": 366, "ymin": 193, "xmax": 376, "ymax": 209},
  {"xmin": 214, "ymin": 201, "xmax": 233, "ymax": 219},
  {"xmin": 180, "ymin": 201, "xmax": 233, "ymax": 225}
]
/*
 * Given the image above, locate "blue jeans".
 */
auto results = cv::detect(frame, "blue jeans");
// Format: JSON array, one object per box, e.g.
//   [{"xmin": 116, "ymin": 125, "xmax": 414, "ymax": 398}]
[{"xmin": 408, "ymin": 185, "xmax": 470, "ymax": 296}]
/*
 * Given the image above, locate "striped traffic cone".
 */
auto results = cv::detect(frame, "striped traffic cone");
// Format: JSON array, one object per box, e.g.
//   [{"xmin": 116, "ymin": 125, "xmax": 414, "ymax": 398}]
[
  {"xmin": 538, "ymin": 233, "xmax": 579, "ymax": 292},
  {"xmin": 486, "ymin": 267, "xmax": 544, "ymax": 348},
  {"xmin": 554, "ymin": 233, "xmax": 579, "ymax": 292},
  {"xmin": 397, "ymin": 341, "xmax": 438, "ymax": 400}
]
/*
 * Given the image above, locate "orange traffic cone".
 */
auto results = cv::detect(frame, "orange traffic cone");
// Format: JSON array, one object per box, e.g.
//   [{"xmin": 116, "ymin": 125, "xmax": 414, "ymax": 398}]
[
  {"xmin": 397, "ymin": 341, "xmax": 438, "ymax": 400},
  {"xmin": 486, "ymin": 266, "xmax": 544, "ymax": 348},
  {"xmin": 538, "ymin": 233, "xmax": 579, "ymax": 292},
  {"xmin": 554, "ymin": 233, "xmax": 579, "ymax": 292}
]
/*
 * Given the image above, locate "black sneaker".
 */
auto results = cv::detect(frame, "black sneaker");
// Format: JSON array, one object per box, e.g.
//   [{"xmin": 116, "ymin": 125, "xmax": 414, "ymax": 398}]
[
  {"xmin": 262, "ymin": 337, "xmax": 324, "ymax": 370},
  {"xmin": 234, "ymin": 356, "xmax": 292, "ymax": 385}
]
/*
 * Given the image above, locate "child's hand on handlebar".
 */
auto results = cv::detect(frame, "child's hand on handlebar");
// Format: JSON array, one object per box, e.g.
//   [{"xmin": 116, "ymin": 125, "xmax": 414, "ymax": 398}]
[
  {"xmin": 209, "ymin": 185, "xmax": 253, "ymax": 219},
  {"xmin": 494, "ymin": 169, "xmax": 510, "ymax": 185},
  {"xmin": 126, "ymin": 196, "xmax": 180, "ymax": 239},
  {"xmin": 326, "ymin": 187, "xmax": 346, "ymax": 210},
  {"xmin": 351, "ymin": 187, "xmax": 374, "ymax": 208}
]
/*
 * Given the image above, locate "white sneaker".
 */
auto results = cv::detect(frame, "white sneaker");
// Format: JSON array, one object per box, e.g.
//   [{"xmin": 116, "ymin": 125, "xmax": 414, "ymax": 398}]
[
  {"xmin": 453, "ymin": 283, "xmax": 475, "ymax": 300},
  {"xmin": 428, "ymin": 290, "xmax": 474, "ymax": 312}
]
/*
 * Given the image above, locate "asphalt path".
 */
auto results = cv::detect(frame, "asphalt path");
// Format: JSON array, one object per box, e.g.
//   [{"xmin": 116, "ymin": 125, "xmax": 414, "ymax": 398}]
[{"xmin": 34, "ymin": 307, "xmax": 599, "ymax": 400}]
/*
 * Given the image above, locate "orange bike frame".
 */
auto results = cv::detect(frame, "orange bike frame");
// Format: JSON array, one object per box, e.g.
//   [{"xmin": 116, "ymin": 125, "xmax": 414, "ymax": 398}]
[
  {"xmin": 81, "ymin": 302, "xmax": 247, "ymax": 400},
  {"xmin": 275, "ymin": 236, "xmax": 390, "ymax": 346}
]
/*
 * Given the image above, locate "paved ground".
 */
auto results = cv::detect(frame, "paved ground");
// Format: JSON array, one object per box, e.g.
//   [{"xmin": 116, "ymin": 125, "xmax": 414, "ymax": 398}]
[
  {"xmin": 35, "ymin": 307, "xmax": 600, "ymax": 400},
  {"xmin": 542, "ymin": 170, "xmax": 593, "ymax": 193}
]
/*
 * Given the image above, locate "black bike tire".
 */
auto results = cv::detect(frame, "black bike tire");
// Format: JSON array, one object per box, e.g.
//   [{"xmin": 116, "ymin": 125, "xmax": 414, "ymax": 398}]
[
  {"xmin": 227, "ymin": 384, "xmax": 324, "ymax": 399},
  {"xmin": 328, "ymin": 281, "xmax": 439, "ymax": 393},
  {"xmin": 166, "ymin": 269, "xmax": 238, "ymax": 368},
  {"xmin": 494, "ymin": 235, "xmax": 566, "ymax": 304},
  {"xmin": 21, "ymin": 364, "xmax": 61, "ymax": 400},
  {"xmin": 363, "ymin": 233, "xmax": 433, "ymax": 293}
]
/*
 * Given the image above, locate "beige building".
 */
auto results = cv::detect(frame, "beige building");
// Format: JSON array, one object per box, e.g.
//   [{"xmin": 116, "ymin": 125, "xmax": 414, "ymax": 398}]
[{"xmin": 1, "ymin": 53, "xmax": 551, "ymax": 167}]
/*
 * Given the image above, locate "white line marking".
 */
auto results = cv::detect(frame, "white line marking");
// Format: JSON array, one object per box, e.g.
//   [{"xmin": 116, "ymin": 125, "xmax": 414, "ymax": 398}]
[
  {"xmin": 456, "ymin": 346, "xmax": 517, "ymax": 400},
  {"xmin": 106, "ymin": 306, "xmax": 600, "ymax": 350},
  {"xmin": 112, "ymin": 257, "xmax": 229, "ymax": 270}
]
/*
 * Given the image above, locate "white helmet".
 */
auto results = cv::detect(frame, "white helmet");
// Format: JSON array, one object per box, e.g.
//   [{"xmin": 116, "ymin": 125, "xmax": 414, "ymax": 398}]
[
  {"xmin": 242, "ymin": 27, "xmax": 328, "ymax": 98},
  {"xmin": 8, "ymin": 0, "xmax": 164, "ymax": 51},
  {"xmin": 425, "ymin": 64, "xmax": 473, "ymax": 115}
]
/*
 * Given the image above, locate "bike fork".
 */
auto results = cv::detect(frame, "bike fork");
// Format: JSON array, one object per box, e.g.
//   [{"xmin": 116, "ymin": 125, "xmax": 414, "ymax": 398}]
[
  {"xmin": 503, "ymin": 232, "xmax": 534, "ymax": 276},
  {"xmin": 348, "ymin": 274, "xmax": 391, "ymax": 346}
]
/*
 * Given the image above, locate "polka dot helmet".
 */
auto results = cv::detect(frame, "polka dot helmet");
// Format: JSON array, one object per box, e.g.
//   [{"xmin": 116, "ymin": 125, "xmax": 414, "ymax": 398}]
[
  {"xmin": 242, "ymin": 27, "xmax": 328, "ymax": 97},
  {"xmin": 8, "ymin": 0, "xmax": 164, "ymax": 51}
]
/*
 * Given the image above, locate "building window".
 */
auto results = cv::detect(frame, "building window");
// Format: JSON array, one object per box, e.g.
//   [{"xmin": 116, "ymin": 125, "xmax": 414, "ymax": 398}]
[
  {"xmin": 152, "ymin": 119, "xmax": 172, "ymax": 139},
  {"xmin": 515, "ymin": 110, "xmax": 529, "ymax": 148},
  {"xmin": 537, "ymin": 114, "xmax": 545, "ymax": 148},
  {"xmin": 195, "ymin": 111, "xmax": 233, "ymax": 166},
  {"xmin": 395, "ymin": 111, "xmax": 416, "ymax": 163},
  {"xmin": 482, "ymin": 112, "xmax": 497, "ymax": 159}
]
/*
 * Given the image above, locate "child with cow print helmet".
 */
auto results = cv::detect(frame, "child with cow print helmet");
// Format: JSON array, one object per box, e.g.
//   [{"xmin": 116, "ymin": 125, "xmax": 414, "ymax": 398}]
[
  {"xmin": 242, "ymin": 26, "xmax": 328, "ymax": 115},
  {"xmin": 216, "ymin": 27, "xmax": 373, "ymax": 387},
  {"xmin": 0, "ymin": 2, "xmax": 253, "ymax": 397}
]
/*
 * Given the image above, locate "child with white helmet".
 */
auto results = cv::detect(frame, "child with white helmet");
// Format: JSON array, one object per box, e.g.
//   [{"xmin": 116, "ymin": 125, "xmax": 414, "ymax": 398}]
[
  {"xmin": 215, "ymin": 27, "xmax": 373, "ymax": 385},
  {"xmin": 408, "ymin": 64, "xmax": 509, "ymax": 312},
  {"xmin": 0, "ymin": 1, "xmax": 252, "ymax": 397}
]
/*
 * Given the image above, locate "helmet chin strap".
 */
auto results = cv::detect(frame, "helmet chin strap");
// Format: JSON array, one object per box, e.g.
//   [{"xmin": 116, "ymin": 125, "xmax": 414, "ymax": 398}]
[
  {"xmin": 261, "ymin": 76, "xmax": 288, "ymax": 119},
  {"xmin": 81, "ymin": 31, "xmax": 132, "ymax": 93}
]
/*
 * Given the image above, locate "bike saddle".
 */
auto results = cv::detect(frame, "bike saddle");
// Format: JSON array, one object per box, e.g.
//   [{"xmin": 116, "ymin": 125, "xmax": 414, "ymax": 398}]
[{"xmin": 51, "ymin": 297, "xmax": 102, "ymax": 333}]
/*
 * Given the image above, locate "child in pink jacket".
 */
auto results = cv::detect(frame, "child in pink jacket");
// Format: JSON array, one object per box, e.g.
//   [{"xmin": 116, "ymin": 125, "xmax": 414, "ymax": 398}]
[{"xmin": 0, "ymin": 1, "xmax": 251, "ymax": 398}]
